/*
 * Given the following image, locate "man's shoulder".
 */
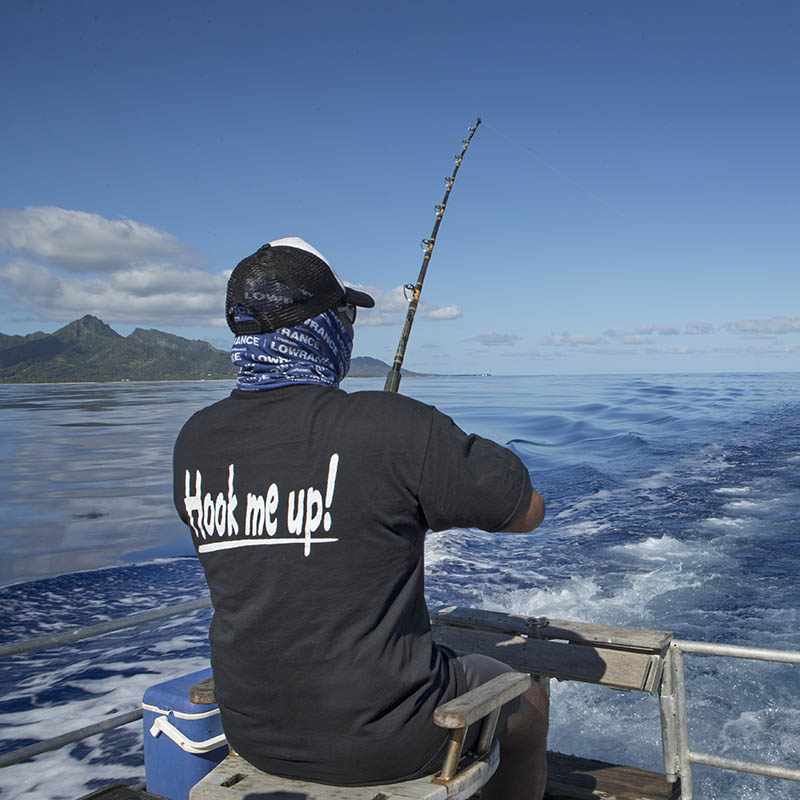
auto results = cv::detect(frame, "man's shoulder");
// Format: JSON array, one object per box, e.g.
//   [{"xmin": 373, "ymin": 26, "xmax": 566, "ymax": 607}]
[
  {"xmin": 342, "ymin": 388, "xmax": 436, "ymax": 425},
  {"xmin": 175, "ymin": 392, "xmax": 237, "ymax": 439}
]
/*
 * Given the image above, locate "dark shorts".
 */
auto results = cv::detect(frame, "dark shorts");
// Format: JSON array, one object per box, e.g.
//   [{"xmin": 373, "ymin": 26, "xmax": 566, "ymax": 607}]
[
  {"xmin": 411, "ymin": 651, "xmax": 522, "ymax": 780},
  {"xmin": 455, "ymin": 653, "xmax": 522, "ymax": 749}
]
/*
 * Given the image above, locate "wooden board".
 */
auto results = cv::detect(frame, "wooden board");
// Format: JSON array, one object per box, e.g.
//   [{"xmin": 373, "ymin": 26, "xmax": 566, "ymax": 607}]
[
  {"xmin": 432, "ymin": 607, "xmax": 673, "ymax": 653},
  {"xmin": 541, "ymin": 620, "xmax": 672, "ymax": 653},
  {"xmin": 545, "ymin": 751, "xmax": 681, "ymax": 800},
  {"xmin": 434, "ymin": 671, "xmax": 531, "ymax": 728},
  {"xmin": 432, "ymin": 625, "xmax": 663, "ymax": 693}
]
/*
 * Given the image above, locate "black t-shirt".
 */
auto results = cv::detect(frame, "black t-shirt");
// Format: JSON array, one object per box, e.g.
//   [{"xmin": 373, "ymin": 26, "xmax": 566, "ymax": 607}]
[{"xmin": 173, "ymin": 385, "xmax": 531, "ymax": 785}]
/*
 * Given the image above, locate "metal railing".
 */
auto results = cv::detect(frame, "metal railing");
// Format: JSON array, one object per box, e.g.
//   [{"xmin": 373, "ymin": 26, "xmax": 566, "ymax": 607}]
[
  {"xmin": 0, "ymin": 597, "xmax": 212, "ymax": 659},
  {"xmin": 0, "ymin": 597, "xmax": 212, "ymax": 768},
  {"xmin": 2, "ymin": 598, "xmax": 800, "ymax": 799},
  {"xmin": 659, "ymin": 638, "xmax": 800, "ymax": 799}
]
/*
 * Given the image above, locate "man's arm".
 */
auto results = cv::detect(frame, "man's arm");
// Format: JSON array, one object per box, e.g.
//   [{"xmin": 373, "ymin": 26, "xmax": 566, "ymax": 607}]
[
  {"xmin": 502, "ymin": 484, "xmax": 545, "ymax": 532},
  {"xmin": 416, "ymin": 406, "xmax": 547, "ymax": 534}
]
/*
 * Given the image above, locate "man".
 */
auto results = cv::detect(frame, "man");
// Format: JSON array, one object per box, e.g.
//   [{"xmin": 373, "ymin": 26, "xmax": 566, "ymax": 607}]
[{"xmin": 173, "ymin": 237, "xmax": 548, "ymax": 798}]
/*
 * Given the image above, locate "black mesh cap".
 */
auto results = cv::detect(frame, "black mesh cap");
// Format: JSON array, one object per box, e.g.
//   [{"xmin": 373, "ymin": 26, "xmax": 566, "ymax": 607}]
[{"xmin": 226, "ymin": 239, "xmax": 374, "ymax": 335}]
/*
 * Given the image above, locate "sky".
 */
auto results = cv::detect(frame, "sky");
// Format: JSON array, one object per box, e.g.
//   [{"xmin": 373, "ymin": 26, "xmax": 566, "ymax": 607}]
[{"xmin": 1, "ymin": 0, "xmax": 798, "ymax": 375}]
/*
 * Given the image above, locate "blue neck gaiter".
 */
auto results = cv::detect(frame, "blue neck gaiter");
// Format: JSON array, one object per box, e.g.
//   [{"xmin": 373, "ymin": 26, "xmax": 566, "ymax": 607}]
[{"xmin": 231, "ymin": 309, "xmax": 353, "ymax": 391}]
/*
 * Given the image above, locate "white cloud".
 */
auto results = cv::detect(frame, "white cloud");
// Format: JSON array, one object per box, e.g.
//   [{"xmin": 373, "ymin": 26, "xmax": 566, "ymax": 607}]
[
  {"xmin": 587, "ymin": 346, "xmax": 639, "ymax": 355},
  {"xmin": 425, "ymin": 304, "xmax": 462, "ymax": 321},
  {"xmin": 512, "ymin": 349, "xmax": 562, "ymax": 360},
  {"xmin": 370, "ymin": 284, "xmax": 412, "ymax": 314},
  {"xmin": 635, "ymin": 323, "xmax": 680, "ymax": 336},
  {"xmin": 345, "ymin": 282, "xmax": 461, "ymax": 326},
  {"xmin": 541, "ymin": 331, "xmax": 602, "ymax": 346},
  {"xmin": 0, "ymin": 206, "xmax": 187, "ymax": 271},
  {"xmin": 0, "ymin": 258, "xmax": 228, "ymax": 325},
  {"xmin": 644, "ymin": 346, "xmax": 699, "ymax": 355},
  {"xmin": 713, "ymin": 342, "xmax": 800, "ymax": 355},
  {"xmin": 746, "ymin": 342, "xmax": 800, "ymax": 354},
  {"xmin": 0, "ymin": 208, "xmax": 468, "ymax": 331},
  {"xmin": 0, "ymin": 206, "xmax": 227, "ymax": 326},
  {"xmin": 620, "ymin": 334, "xmax": 654, "ymax": 345},
  {"xmin": 346, "ymin": 284, "xmax": 406, "ymax": 326},
  {"xmin": 685, "ymin": 321, "xmax": 713, "ymax": 335},
  {"xmin": 724, "ymin": 316, "xmax": 800, "ymax": 335},
  {"xmin": 471, "ymin": 331, "xmax": 522, "ymax": 347},
  {"xmin": 356, "ymin": 311, "xmax": 402, "ymax": 327}
]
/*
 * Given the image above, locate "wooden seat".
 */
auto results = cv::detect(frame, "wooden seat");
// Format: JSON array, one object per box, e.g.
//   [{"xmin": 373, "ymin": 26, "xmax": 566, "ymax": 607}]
[
  {"xmin": 190, "ymin": 746, "xmax": 498, "ymax": 800},
  {"xmin": 189, "ymin": 671, "xmax": 531, "ymax": 800}
]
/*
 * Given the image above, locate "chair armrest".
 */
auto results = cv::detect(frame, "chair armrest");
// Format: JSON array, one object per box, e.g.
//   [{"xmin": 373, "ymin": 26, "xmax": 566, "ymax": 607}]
[{"xmin": 433, "ymin": 671, "xmax": 531, "ymax": 729}]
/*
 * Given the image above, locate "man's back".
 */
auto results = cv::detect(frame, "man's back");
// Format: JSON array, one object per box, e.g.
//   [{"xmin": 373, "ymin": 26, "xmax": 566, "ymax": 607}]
[{"xmin": 173, "ymin": 384, "xmax": 532, "ymax": 785}]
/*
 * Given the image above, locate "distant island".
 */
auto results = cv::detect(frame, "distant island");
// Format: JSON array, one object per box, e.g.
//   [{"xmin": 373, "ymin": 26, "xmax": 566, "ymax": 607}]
[{"xmin": 0, "ymin": 315, "xmax": 431, "ymax": 383}]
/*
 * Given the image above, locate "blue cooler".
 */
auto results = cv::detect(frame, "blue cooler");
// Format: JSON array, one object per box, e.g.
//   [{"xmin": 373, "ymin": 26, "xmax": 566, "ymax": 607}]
[{"xmin": 142, "ymin": 668, "xmax": 228, "ymax": 800}]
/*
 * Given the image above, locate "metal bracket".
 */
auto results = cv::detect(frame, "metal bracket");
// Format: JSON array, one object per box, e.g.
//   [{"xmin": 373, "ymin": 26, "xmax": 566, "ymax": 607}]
[{"xmin": 526, "ymin": 616, "xmax": 550, "ymax": 636}]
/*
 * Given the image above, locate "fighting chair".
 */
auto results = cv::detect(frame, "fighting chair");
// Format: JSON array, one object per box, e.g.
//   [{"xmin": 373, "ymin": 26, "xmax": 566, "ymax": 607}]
[{"xmin": 188, "ymin": 671, "xmax": 532, "ymax": 800}]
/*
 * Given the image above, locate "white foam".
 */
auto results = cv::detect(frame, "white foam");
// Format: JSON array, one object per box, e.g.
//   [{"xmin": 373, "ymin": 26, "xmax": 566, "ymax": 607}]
[
  {"xmin": 628, "ymin": 470, "xmax": 673, "ymax": 489},
  {"xmin": 424, "ymin": 529, "xmax": 458, "ymax": 568},
  {"xmin": 547, "ymin": 680, "xmax": 664, "ymax": 770},
  {"xmin": 562, "ymin": 521, "xmax": 611, "ymax": 537},
  {"xmin": 722, "ymin": 499, "xmax": 772, "ymax": 512},
  {"xmin": 0, "ymin": 649, "xmax": 212, "ymax": 800},
  {"xmin": 700, "ymin": 516, "xmax": 748, "ymax": 529},
  {"xmin": 476, "ymin": 551, "xmax": 782, "ymax": 794},
  {"xmin": 713, "ymin": 487, "xmax": 751, "ymax": 495},
  {"xmin": 487, "ymin": 561, "xmax": 703, "ymax": 628},
  {"xmin": 610, "ymin": 534, "xmax": 700, "ymax": 561},
  {"xmin": 146, "ymin": 635, "xmax": 208, "ymax": 654},
  {"xmin": 553, "ymin": 490, "xmax": 614, "ymax": 520},
  {"xmin": 495, "ymin": 576, "xmax": 604, "ymax": 621},
  {"xmin": 2, "ymin": 742, "xmax": 143, "ymax": 800}
]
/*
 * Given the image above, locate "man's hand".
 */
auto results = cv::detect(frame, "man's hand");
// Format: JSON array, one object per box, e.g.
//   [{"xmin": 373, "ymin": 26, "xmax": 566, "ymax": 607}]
[{"xmin": 502, "ymin": 486, "xmax": 545, "ymax": 532}]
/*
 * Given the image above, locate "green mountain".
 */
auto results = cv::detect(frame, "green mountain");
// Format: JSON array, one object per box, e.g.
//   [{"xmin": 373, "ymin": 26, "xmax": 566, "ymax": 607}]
[
  {"xmin": 347, "ymin": 355, "xmax": 423, "ymax": 379},
  {"xmin": 0, "ymin": 316, "xmax": 424, "ymax": 383},
  {"xmin": 0, "ymin": 316, "xmax": 235, "ymax": 383}
]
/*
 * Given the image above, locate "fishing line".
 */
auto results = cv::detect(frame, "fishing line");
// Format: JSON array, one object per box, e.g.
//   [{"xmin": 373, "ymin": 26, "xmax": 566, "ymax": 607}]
[{"xmin": 481, "ymin": 119, "xmax": 626, "ymax": 219}]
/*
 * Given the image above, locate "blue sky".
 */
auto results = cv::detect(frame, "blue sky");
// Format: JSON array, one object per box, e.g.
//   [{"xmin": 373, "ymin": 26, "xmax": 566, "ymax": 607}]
[{"xmin": 1, "ymin": 0, "xmax": 798, "ymax": 375}]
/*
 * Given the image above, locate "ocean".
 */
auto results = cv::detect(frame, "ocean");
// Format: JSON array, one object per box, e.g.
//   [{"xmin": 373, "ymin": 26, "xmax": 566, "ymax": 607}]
[{"xmin": 1, "ymin": 373, "xmax": 798, "ymax": 799}]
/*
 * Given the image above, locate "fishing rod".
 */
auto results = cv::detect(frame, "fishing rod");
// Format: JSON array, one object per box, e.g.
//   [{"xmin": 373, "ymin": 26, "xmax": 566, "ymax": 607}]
[{"xmin": 383, "ymin": 118, "xmax": 481, "ymax": 393}]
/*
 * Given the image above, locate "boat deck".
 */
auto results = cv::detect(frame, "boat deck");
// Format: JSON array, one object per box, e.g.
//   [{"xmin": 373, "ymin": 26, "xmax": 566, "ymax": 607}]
[
  {"xmin": 78, "ymin": 749, "xmax": 680, "ymax": 800},
  {"xmin": 545, "ymin": 751, "xmax": 679, "ymax": 799}
]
